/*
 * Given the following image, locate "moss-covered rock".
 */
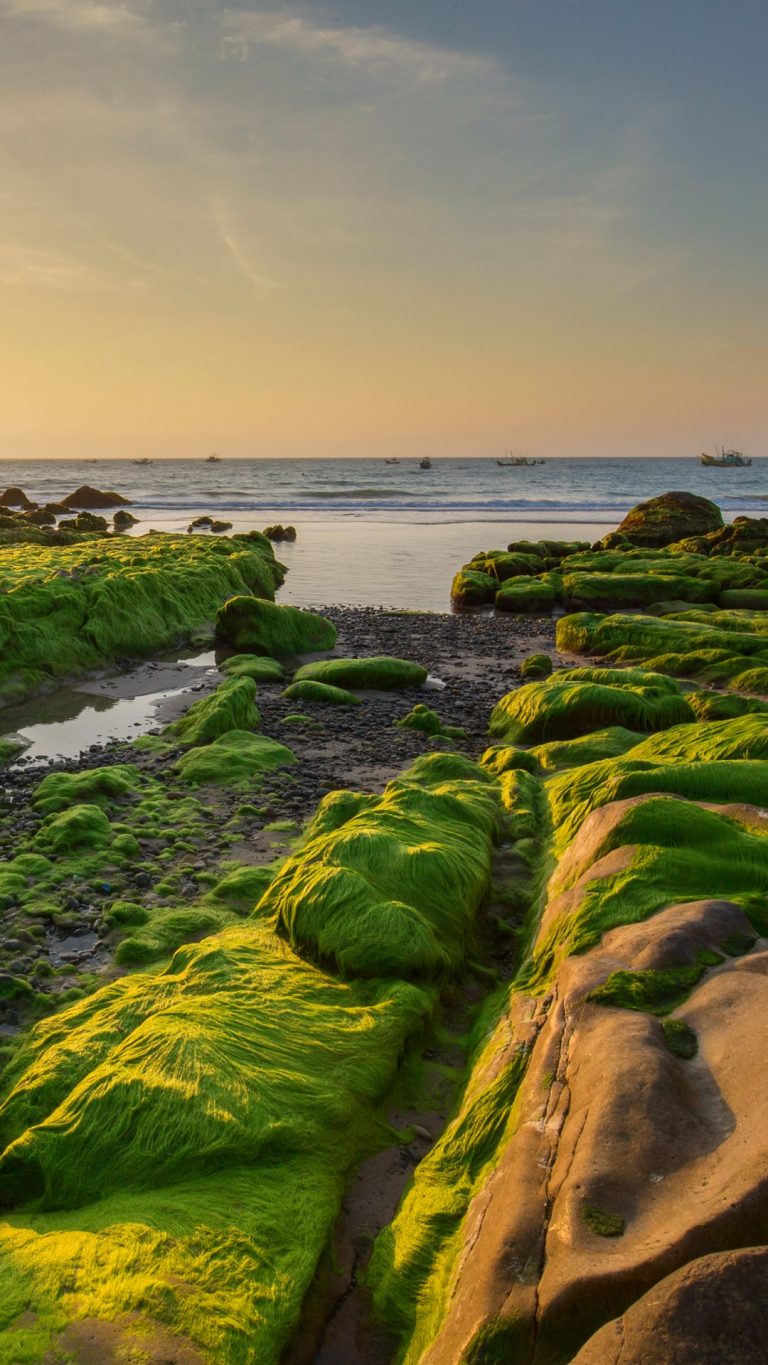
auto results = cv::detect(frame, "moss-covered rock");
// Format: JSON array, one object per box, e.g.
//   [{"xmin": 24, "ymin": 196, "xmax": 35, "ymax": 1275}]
[
  {"xmin": 169, "ymin": 677, "xmax": 260, "ymax": 746},
  {"xmin": 520, "ymin": 653, "xmax": 553, "ymax": 680},
  {"xmin": 450, "ymin": 569, "xmax": 497, "ymax": 606},
  {"xmin": 34, "ymin": 803, "xmax": 113, "ymax": 852},
  {"xmin": 293, "ymin": 656, "xmax": 428, "ymax": 691},
  {"xmin": 215, "ymin": 596, "xmax": 337, "ymax": 657},
  {"xmin": 489, "ymin": 672, "xmax": 693, "ymax": 745},
  {"xmin": 174, "ymin": 730, "xmax": 295, "ymax": 786},
  {"xmin": 283, "ymin": 679, "xmax": 361, "ymax": 706},
  {"xmin": 494, "ymin": 574, "xmax": 559, "ymax": 613},
  {"xmin": 612, "ymin": 491, "xmax": 724, "ymax": 547},
  {"xmin": 395, "ymin": 703, "xmax": 467, "ymax": 740},
  {"xmin": 220, "ymin": 653, "xmax": 285, "ymax": 682}
]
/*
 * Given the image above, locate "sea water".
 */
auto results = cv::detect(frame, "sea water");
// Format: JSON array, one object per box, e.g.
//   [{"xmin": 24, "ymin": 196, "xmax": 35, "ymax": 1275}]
[{"xmin": 2, "ymin": 456, "xmax": 765, "ymax": 611}]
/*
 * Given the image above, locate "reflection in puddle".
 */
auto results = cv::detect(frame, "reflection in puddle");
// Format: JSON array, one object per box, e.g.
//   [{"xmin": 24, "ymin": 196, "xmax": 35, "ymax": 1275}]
[{"xmin": 2, "ymin": 650, "xmax": 219, "ymax": 764}]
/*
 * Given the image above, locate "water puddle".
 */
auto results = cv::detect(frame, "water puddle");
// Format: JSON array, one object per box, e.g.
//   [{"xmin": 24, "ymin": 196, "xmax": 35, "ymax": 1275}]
[{"xmin": 2, "ymin": 650, "xmax": 218, "ymax": 765}]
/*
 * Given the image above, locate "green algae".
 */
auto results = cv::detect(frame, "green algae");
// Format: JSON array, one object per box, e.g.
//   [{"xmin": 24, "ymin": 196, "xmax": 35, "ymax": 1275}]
[
  {"xmin": 174, "ymin": 730, "xmax": 295, "ymax": 786},
  {"xmin": 586, "ymin": 957, "xmax": 716, "ymax": 1015},
  {"xmin": 259, "ymin": 753, "xmax": 499, "ymax": 980},
  {"xmin": 293, "ymin": 656, "xmax": 428, "ymax": 691},
  {"xmin": 34, "ymin": 804, "xmax": 113, "ymax": 852},
  {"xmin": 169, "ymin": 676, "xmax": 260, "ymax": 745},
  {"xmin": 396, "ymin": 703, "xmax": 467, "ymax": 741},
  {"xmin": 519, "ymin": 652, "xmax": 553, "ymax": 679},
  {"xmin": 489, "ymin": 673, "xmax": 693, "ymax": 745},
  {"xmin": 494, "ymin": 573, "xmax": 559, "ymax": 613},
  {"xmin": 581, "ymin": 1203, "xmax": 626, "ymax": 1237},
  {"xmin": 32, "ymin": 763, "xmax": 145, "ymax": 816},
  {"xmin": 450, "ymin": 568, "xmax": 497, "ymax": 606},
  {"xmin": 219, "ymin": 652, "xmax": 285, "ymax": 682},
  {"xmin": 662, "ymin": 1018, "xmax": 699, "ymax": 1058},
  {"xmin": 215, "ymin": 596, "xmax": 336, "ymax": 657},
  {"xmin": 0, "ymin": 534, "xmax": 283, "ymax": 706},
  {"xmin": 531, "ymin": 725, "xmax": 645, "ymax": 772},
  {"xmin": 283, "ymin": 679, "xmax": 361, "ymax": 706},
  {"xmin": 480, "ymin": 744, "xmax": 540, "ymax": 776}
]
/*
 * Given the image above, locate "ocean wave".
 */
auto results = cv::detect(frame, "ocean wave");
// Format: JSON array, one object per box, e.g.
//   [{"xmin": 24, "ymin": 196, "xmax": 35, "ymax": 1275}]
[{"xmin": 309, "ymin": 487, "xmax": 407, "ymax": 499}]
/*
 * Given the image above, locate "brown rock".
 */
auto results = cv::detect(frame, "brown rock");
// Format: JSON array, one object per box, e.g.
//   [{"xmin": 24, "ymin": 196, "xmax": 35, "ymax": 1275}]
[
  {"xmin": 60, "ymin": 485, "xmax": 132, "ymax": 509},
  {"xmin": 611, "ymin": 491, "xmax": 723, "ymax": 548},
  {"xmin": 571, "ymin": 1246, "xmax": 768, "ymax": 1364},
  {"xmin": 0, "ymin": 486, "xmax": 34, "ymax": 508}
]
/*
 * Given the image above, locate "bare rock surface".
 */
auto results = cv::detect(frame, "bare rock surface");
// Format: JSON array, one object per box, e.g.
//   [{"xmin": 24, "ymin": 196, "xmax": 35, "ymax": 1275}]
[{"xmin": 571, "ymin": 1246, "xmax": 768, "ymax": 1364}]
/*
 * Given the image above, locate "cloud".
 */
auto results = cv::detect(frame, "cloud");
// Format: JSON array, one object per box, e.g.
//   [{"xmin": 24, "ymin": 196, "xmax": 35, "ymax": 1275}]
[
  {"xmin": 0, "ymin": 240, "xmax": 112, "ymax": 289},
  {"xmin": 1, "ymin": 0, "xmax": 140, "ymax": 32},
  {"xmin": 211, "ymin": 201, "xmax": 283, "ymax": 297},
  {"xmin": 220, "ymin": 8, "xmax": 494, "ymax": 84}
]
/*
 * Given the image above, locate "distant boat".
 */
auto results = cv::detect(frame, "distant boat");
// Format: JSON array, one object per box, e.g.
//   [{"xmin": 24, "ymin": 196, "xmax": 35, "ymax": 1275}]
[
  {"xmin": 133, "ymin": 458, "xmax": 152, "ymax": 466},
  {"xmin": 700, "ymin": 447, "xmax": 751, "ymax": 467},
  {"xmin": 419, "ymin": 457, "xmax": 432, "ymax": 469},
  {"xmin": 497, "ymin": 451, "xmax": 544, "ymax": 467},
  {"xmin": 385, "ymin": 458, "xmax": 400, "ymax": 464},
  {"xmin": 206, "ymin": 452, "xmax": 222, "ymax": 463}
]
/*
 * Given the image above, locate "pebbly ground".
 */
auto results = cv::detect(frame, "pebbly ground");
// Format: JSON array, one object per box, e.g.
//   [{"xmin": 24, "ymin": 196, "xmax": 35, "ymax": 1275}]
[{"xmin": 0, "ymin": 607, "xmax": 558, "ymax": 1032}]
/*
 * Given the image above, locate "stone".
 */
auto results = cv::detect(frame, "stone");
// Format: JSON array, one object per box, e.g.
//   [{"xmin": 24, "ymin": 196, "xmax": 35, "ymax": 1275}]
[{"xmin": 612, "ymin": 491, "xmax": 723, "ymax": 548}]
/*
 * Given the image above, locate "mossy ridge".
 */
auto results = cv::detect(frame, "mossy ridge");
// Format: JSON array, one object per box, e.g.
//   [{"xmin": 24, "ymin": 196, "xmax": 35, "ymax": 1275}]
[
  {"xmin": 0, "ymin": 925, "xmax": 432, "ymax": 1362},
  {"xmin": 0, "ymin": 534, "xmax": 283, "ymax": 706},
  {"xmin": 219, "ymin": 652, "xmax": 285, "ymax": 682},
  {"xmin": 258, "ymin": 752, "xmax": 500, "ymax": 980},
  {"xmin": 293, "ymin": 655, "xmax": 428, "ymax": 690},
  {"xmin": 585, "ymin": 953, "xmax": 721, "ymax": 1016},
  {"xmin": 283, "ymin": 679, "xmax": 361, "ymax": 706},
  {"xmin": 489, "ymin": 673, "xmax": 693, "ymax": 745},
  {"xmin": 174, "ymin": 730, "xmax": 295, "ymax": 786},
  {"xmin": 0, "ymin": 750, "xmax": 517, "ymax": 1360}
]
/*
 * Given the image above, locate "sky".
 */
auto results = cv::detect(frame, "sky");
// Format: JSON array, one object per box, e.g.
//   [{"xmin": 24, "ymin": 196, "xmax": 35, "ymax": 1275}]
[{"xmin": 1, "ymin": 0, "xmax": 766, "ymax": 459}]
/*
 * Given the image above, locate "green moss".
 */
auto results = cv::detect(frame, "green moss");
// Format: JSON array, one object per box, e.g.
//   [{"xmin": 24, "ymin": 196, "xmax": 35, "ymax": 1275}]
[
  {"xmin": 260, "ymin": 752, "xmax": 499, "ymax": 980},
  {"xmin": 586, "ymin": 957, "xmax": 713, "ymax": 1015},
  {"xmin": 494, "ymin": 574, "xmax": 559, "ymax": 613},
  {"xmin": 32, "ymin": 764, "xmax": 144, "ymax": 816},
  {"xmin": 519, "ymin": 653, "xmax": 553, "ymax": 679},
  {"xmin": 450, "ymin": 568, "xmax": 497, "ymax": 607},
  {"xmin": 215, "ymin": 596, "xmax": 336, "ymax": 657},
  {"xmin": 169, "ymin": 676, "xmax": 260, "ymax": 746},
  {"xmin": 114, "ymin": 906, "xmax": 232, "ymax": 964},
  {"xmin": 174, "ymin": 730, "xmax": 295, "ymax": 786},
  {"xmin": 209, "ymin": 865, "xmax": 275, "ymax": 912},
  {"xmin": 104, "ymin": 900, "xmax": 149, "ymax": 927},
  {"xmin": 662, "ymin": 1019, "xmax": 699, "ymax": 1059},
  {"xmin": 293, "ymin": 656, "xmax": 428, "ymax": 691},
  {"xmin": 34, "ymin": 803, "xmax": 112, "ymax": 852},
  {"xmin": 396, "ymin": 703, "xmax": 467, "ymax": 741},
  {"xmin": 480, "ymin": 745, "xmax": 540, "ymax": 776},
  {"xmin": 283, "ymin": 679, "xmax": 361, "ymax": 706},
  {"xmin": 581, "ymin": 1203, "xmax": 625, "ymax": 1237},
  {"xmin": 219, "ymin": 653, "xmax": 285, "ymax": 682},
  {"xmin": 489, "ymin": 673, "xmax": 692, "ymax": 745},
  {"xmin": 531, "ymin": 725, "xmax": 645, "ymax": 772},
  {"xmin": 0, "ymin": 534, "xmax": 283, "ymax": 706}
]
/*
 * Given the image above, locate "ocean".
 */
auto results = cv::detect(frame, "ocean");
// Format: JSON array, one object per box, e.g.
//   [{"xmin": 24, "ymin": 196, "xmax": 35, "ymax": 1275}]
[{"xmin": 3, "ymin": 456, "xmax": 765, "ymax": 612}]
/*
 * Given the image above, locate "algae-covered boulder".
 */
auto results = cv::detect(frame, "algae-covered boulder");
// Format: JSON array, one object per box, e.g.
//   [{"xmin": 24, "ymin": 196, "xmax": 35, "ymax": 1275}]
[
  {"xmin": 396, "ymin": 703, "xmax": 467, "ymax": 740},
  {"xmin": 293, "ymin": 656, "xmax": 428, "ymax": 691},
  {"xmin": 258, "ymin": 752, "xmax": 499, "ymax": 979},
  {"xmin": 32, "ymin": 764, "xmax": 143, "ymax": 815},
  {"xmin": 174, "ymin": 730, "xmax": 295, "ymax": 785},
  {"xmin": 34, "ymin": 803, "xmax": 113, "ymax": 851},
  {"xmin": 170, "ymin": 676, "xmax": 260, "ymax": 746},
  {"xmin": 489, "ymin": 672, "xmax": 693, "ymax": 744},
  {"xmin": 495, "ymin": 574, "xmax": 559, "ymax": 613},
  {"xmin": 220, "ymin": 653, "xmax": 285, "ymax": 683},
  {"xmin": 283, "ymin": 679, "xmax": 360, "ymax": 706},
  {"xmin": 613, "ymin": 491, "xmax": 723, "ymax": 548},
  {"xmin": 60, "ymin": 485, "xmax": 132, "ymax": 509},
  {"xmin": 215, "ymin": 596, "xmax": 337, "ymax": 658},
  {"xmin": 520, "ymin": 653, "xmax": 553, "ymax": 679},
  {"xmin": 450, "ymin": 569, "xmax": 497, "ymax": 607}
]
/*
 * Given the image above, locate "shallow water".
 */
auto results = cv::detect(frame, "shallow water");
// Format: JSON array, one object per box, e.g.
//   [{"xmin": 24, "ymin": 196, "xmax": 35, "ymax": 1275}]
[{"xmin": 5, "ymin": 652, "xmax": 217, "ymax": 764}]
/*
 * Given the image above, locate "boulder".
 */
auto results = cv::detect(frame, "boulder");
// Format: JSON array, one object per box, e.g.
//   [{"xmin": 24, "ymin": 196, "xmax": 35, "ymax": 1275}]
[
  {"xmin": 572, "ymin": 1247, "xmax": 768, "ymax": 1364},
  {"xmin": 612, "ymin": 492, "xmax": 723, "ymax": 548},
  {"xmin": 60, "ymin": 485, "xmax": 132, "ymax": 509},
  {"xmin": 0, "ymin": 486, "xmax": 34, "ymax": 508},
  {"xmin": 113, "ymin": 510, "xmax": 138, "ymax": 530},
  {"xmin": 215, "ymin": 596, "xmax": 337, "ymax": 658}
]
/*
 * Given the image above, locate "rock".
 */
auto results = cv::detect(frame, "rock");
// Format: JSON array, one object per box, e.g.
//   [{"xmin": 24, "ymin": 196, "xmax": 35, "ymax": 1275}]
[
  {"xmin": 0, "ymin": 486, "xmax": 34, "ymax": 508},
  {"xmin": 572, "ymin": 1247, "xmax": 768, "ymax": 1364},
  {"xmin": 263, "ymin": 524, "xmax": 297, "ymax": 542},
  {"xmin": 113, "ymin": 510, "xmax": 138, "ymax": 530},
  {"xmin": 59, "ymin": 485, "xmax": 132, "ymax": 509},
  {"xmin": 215, "ymin": 596, "xmax": 337, "ymax": 658},
  {"xmin": 612, "ymin": 491, "xmax": 723, "ymax": 548}
]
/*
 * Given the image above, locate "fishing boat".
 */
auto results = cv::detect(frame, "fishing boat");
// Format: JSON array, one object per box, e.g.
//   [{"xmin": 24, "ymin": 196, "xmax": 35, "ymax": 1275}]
[
  {"xmin": 206, "ymin": 452, "xmax": 222, "ymax": 463},
  {"xmin": 700, "ymin": 447, "xmax": 752, "ymax": 467},
  {"xmin": 419, "ymin": 457, "xmax": 432, "ymax": 469},
  {"xmin": 497, "ymin": 452, "xmax": 543, "ymax": 467},
  {"xmin": 132, "ymin": 458, "xmax": 152, "ymax": 465},
  {"xmin": 384, "ymin": 458, "xmax": 400, "ymax": 464}
]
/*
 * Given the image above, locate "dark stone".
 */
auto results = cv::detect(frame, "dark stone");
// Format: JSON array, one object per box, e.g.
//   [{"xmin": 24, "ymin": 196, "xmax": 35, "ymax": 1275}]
[
  {"xmin": 611, "ymin": 491, "xmax": 724, "ymax": 548},
  {"xmin": 59, "ymin": 485, "xmax": 132, "ymax": 509}
]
